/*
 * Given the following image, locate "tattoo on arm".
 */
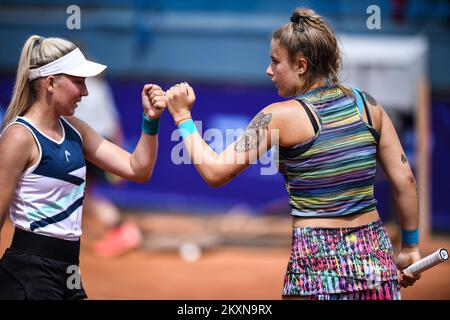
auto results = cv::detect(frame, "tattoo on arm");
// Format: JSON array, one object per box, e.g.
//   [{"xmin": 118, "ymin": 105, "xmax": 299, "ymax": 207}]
[
  {"xmin": 234, "ymin": 112, "xmax": 272, "ymax": 153},
  {"xmin": 362, "ymin": 91, "xmax": 377, "ymax": 106},
  {"xmin": 401, "ymin": 154, "xmax": 407, "ymax": 164}
]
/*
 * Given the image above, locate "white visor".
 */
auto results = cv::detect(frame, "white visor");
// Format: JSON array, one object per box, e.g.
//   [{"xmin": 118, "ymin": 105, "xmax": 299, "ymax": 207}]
[{"xmin": 28, "ymin": 48, "xmax": 107, "ymax": 80}]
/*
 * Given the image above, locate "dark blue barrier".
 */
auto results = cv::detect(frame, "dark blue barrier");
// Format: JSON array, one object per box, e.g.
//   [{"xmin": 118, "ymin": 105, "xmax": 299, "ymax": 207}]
[
  {"xmin": 105, "ymin": 79, "xmax": 287, "ymax": 213},
  {"xmin": 1, "ymin": 75, "xmax": 448, "ymax": 230},
  {"xmin": 432, "ymin": 98, "xmax": 450, "ymax": 232}
]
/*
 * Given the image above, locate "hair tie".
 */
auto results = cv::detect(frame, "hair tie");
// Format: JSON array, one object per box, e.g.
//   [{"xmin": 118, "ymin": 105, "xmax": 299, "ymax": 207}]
[
  {"xmin": 290, "ymin": 14, "xmax": 309, "ymax": 32},
  {"xmin": 33, "ymin": 37, "xmax": 43, "ymax": 48}
]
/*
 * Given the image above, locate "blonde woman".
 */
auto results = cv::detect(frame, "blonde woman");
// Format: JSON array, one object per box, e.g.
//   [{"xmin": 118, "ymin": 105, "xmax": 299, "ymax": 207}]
[{"xmin": 0, "ymin": 35, "xmax": 165, "ymax": 299}]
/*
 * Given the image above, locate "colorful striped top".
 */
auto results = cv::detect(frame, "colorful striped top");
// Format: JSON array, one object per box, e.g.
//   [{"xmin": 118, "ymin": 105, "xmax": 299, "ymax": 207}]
[{"xmin": 278, "ymin": 86, "xmax": 380, "ymax": 217}]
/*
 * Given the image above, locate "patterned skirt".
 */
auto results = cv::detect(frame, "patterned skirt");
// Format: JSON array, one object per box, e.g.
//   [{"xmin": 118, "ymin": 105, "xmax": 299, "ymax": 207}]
[{"xmin": 282, "ymin": 220, "xmax": 401, "ymax": 300}]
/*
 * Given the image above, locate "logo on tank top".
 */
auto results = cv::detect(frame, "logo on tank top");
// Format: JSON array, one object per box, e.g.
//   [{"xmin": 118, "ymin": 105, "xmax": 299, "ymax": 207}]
[{"xmin": 65, "ymin": 150, "xmax": 71, "ymax": 162}]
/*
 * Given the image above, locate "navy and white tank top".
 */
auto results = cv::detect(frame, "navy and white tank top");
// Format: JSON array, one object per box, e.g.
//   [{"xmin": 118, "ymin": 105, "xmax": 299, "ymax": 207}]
[{"xmin": 4, "ymin": 116, "xmax": 86, "ymax": 241}]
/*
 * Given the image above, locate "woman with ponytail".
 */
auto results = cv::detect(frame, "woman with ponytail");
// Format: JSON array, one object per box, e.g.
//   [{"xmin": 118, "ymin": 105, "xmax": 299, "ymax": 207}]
[
  {"xmin": 0, "ymin": 35, "xmax": 165, "ymax": 299},
  {"xmin": 153, "ymin": 7, "xmax": 421, "ymax": 299}
]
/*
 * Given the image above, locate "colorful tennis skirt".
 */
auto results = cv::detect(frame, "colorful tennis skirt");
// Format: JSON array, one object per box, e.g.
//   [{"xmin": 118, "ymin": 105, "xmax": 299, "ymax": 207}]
[{"xmin": 282, "ymin": 220, "xmax": 401, "ymax": 300}]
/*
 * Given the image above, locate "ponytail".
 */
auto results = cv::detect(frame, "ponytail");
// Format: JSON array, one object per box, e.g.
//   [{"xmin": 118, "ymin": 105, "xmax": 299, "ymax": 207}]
[
  {"xmin": 1, "ymin": 35, "xmax": 76, "ymax": 131},
  {"xmin": 1, "ymin": 35, "xmax": 42, "ymax": 131}
]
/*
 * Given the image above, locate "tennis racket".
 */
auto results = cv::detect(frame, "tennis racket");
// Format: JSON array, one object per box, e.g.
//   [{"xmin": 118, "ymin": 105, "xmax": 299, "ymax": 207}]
[{"xmin": 402, "ymin": 248, "xmax": 448, "ymax": 276}]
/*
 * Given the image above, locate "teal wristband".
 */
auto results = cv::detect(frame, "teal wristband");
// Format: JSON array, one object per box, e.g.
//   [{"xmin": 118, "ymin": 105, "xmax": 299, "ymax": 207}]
[
  {"xmin": 178, "ymin": 119, "xmax": 197, "ymax": 139},
  {"xmin": 401, "ymin": 228, "xmax": 419, "ymax": 245},
  {"xmin": 142, "ymin": 113, "xmax": 160, "ymax": 135}
]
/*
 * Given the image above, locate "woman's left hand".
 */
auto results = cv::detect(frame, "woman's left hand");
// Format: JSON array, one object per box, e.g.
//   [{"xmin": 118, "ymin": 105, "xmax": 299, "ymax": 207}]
[
  {"xmin": 166, "ymin": 82, "xmax": 196, "ymax": 124},
  {"xmin": 396, "ymin": 246, "xmax": 421, "ymax": 288}
]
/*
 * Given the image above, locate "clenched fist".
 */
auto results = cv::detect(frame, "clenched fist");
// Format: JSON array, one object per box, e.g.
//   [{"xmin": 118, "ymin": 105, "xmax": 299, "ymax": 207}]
[
  {"xmin": 166, "ymin": 82, "xmax": 196, "ymax": 124},
  {"xmin": 142, "ymin": 84, "xmax": 166, "ymax": 120}
]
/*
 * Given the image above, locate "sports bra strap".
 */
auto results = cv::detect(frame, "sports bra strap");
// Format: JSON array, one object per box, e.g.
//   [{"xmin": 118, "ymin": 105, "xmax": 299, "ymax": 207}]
[
  {"xmin": 297, "ymin": 99, "xmax": 319, "ymax": 134},
  {"xmin": 352, "ymin": 88, "xmax": 373, "ymax": 127}
]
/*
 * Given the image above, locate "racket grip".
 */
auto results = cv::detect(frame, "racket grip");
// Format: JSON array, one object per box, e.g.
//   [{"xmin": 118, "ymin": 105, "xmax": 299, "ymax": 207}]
[{"xmin": 403, "ymin": 248, "xmax": 448, "ymax": 276}]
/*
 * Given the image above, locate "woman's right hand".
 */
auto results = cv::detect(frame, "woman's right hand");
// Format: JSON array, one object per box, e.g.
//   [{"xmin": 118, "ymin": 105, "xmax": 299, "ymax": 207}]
[
  {"xmin": 142, "ymin": 84, "xmax": 166, "ymax": 120},
  {"xmin": 166, "ymin": 82, "xmax": 196, "ymax": 124}
]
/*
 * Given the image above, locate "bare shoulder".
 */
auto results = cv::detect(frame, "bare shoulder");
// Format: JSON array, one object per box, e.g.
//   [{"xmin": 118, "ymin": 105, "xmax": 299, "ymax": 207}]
[
  {"xmin": 232, "ymin": 102, "xmax": 295, "ymax": 153},
  {"xmin": 261, "ymin": 100, "xmax": 305, "ymax": 127},
  {"xmin": 0, "ymin": 123, "xmax": 35, "ymax": 147},
  {"xmin": 63, "ymin": 116, "xmax": 87, "ymax": 129},
  {"xmin": 63, "ymin": 116, "xmax": 92, "ymax": 137},
  {"xmin": 360, "ymin": 90, "xmax": 383, "ymax": 132},
  {"xmin": 360, "ymin": 90, "xmax": 378, "ymax": 107},
  {"xmin": 0, "ymin": 123, "xmax": 35, "ymax": 161},
  {"xmin": 263, "ymin": 100, "xmax": 302, "ymax": 113}
]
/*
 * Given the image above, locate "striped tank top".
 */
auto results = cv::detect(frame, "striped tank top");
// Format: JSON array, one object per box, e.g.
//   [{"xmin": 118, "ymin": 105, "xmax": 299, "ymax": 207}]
[{"xmin": 278, "ymin": 86, "xmax": 380, "ymax": 217}]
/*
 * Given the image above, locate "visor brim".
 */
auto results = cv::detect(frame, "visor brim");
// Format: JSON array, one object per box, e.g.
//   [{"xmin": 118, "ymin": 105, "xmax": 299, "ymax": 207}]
[{"xmin": 63, "ymin": 60, "xmax": 107, "ymax": 78}]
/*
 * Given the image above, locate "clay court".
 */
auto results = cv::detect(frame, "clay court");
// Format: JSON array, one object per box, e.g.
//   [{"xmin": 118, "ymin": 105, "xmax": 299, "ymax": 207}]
[{"xmin": 1, "ymin": 210, "xmax": 449, "ymax": 300}]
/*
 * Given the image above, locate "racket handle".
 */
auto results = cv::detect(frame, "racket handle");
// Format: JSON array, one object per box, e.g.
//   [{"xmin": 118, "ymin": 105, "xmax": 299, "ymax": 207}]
[{"xmin": 403, "ymin": 248, "xmax": 448, "ymax": 276}]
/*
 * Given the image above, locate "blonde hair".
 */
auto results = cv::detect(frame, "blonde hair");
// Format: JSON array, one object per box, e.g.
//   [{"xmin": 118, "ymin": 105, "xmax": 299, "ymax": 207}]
[
  {"xmin": 272, "ymin": 8, "xmax": 351, "ymax": 95},
  {"xmin": 1, "ymin": 35, "xmax": 76, "ymax": 131}
]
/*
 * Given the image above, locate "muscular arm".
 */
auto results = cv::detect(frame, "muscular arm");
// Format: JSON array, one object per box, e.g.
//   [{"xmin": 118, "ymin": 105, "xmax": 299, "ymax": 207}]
[
  {"xmin": 360, "ymin": 91, "xmax": 419, "ymax": 230},
  {"xmin": 66, "ymin": 116, "xmax": 158, "ymax": 183},
  {"xmin": 375, "ymin": 105, "xmax": 419, "ymax": 236},
  {"xmin": 181, "ymin": 108, "xmax": 278, "ymax": 187},
  {"xmin": 363, "ymin": 91, "xmax": 421, "ymax": 287},
  {"xmin": 0, "ymin": 125, "xmax": 34, "ymax": 244}
]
